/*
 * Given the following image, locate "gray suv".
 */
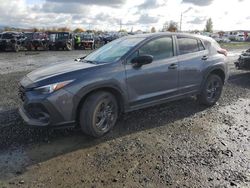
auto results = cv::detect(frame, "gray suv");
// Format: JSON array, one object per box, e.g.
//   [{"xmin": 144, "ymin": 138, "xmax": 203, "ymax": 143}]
[{"xmin": 19, "ymin": 33, "xmax": 228, "ymax": 137}]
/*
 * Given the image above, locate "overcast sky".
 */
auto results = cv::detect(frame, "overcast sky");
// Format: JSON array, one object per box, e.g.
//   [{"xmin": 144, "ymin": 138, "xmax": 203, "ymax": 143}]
[{"xmin": 0, "ymin": 0, "xmax": 249, "ymax": 31}]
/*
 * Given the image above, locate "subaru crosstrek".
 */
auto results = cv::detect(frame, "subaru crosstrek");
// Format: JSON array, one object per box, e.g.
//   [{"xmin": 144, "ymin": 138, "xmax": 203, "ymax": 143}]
[{"xmin": 19, "ymin": 33, "xmax": 229, "ymax": 137}]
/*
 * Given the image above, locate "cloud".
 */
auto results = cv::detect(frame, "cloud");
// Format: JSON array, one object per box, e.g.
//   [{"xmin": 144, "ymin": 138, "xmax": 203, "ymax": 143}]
[
  {"xmin": 0, "ymin": 0, "xmax": 250, "ymax": 32},
  {"xmin": 187, "ymin": 17, "xmax": 206, "ymax": 24},
  {"xmin": 183, "ymin": 7, "xmax": 193, "ymax": 13},
  {"xmin": 137, "ymin": 0, "xmax": 162, "ymax": 9},
  {"xmin": 94, "ymin": 13, "xmax": 120, "ymax": 24},
  {"xmin": 137, "ymin": 14, "xmax": 158, "ymax": 24},
  {"xmin": 182, "ymin": 0, "xmax": 214, "ymax": 6},
  {"xmin": 46, "ymin": 0, "xmax": 127, "ymax": 8},
  {"xmin": 40, "ymin": 2, "xmax": 87, "ymax": 14}
]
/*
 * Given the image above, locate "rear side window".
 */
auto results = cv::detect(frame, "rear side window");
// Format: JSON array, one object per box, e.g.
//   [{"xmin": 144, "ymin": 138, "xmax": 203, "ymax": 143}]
[
  {"xmin": 177, "ymin": 37, "xmax": 200, "ymax": 55},
  {"xmin": 198, "ymin": 39, "xmax": 205, "ymax": 51},
  {"xmin": 139, "ymin": 37, "xmax": 173, "ymax": 60}
]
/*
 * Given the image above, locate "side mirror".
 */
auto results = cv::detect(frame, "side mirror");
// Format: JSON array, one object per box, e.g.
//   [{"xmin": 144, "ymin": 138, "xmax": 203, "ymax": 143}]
[{"xmin": 131, "ymin": 55, "xmax": 153, "ymax": 67}]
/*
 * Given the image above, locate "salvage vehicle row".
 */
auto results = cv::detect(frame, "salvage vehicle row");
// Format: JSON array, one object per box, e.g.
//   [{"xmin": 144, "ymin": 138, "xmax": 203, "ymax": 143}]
[{"xmin": 0, "ymin": 31, "xmax": 119, "ymax": 52}]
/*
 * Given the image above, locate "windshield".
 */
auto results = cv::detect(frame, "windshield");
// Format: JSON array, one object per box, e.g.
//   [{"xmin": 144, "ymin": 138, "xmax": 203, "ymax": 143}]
[
  {"xmin": 83, "ymin": 34, "xmax": 93, "ymax": 40},
  {"xmin": 24, "ymin": 33, "xmax": 33, "ymax": 39},
  {"xmin": 33, "ymin": 33, "xmax": 46, "ymax": 39},
  {"xmin": 2, "ymin": 33, "xmax": 14, "ymax": 39},
  {"xmin": 57, "ymin": 33, "xmax": 69, "ymax": 40},
  {"xmin": 84, "ymin": 37, "xmax": 145, "ymax": 63}
]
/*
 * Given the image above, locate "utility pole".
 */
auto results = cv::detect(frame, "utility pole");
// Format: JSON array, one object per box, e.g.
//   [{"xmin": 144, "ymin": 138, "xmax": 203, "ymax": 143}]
[
  {"xmin": 180, "ymin": 13, "xmax": 183, "ymax": 31},
  {"xmin": 119, "ymin": 20, "xmax": 122, "ymax": 31}
]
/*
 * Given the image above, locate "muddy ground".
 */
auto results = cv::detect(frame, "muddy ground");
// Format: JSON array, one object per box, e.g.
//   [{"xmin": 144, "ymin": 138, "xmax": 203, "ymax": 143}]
[{"xmin": 0, "ymin": 48, "xmax": 249, "ymax": 188}]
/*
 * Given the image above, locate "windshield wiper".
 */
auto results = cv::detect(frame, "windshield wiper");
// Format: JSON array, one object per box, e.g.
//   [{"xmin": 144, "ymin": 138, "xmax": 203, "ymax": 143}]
[
  {"xmin": 74, "ymin": 56, "xmax": 86, "ymax": 62},
  {"xmin": 82, "ymin": 59, "xmax": 97, "ymax": 64},
  {"xmin": 75, "ymin": 57, "xmax": 98, "ymax": 64}
]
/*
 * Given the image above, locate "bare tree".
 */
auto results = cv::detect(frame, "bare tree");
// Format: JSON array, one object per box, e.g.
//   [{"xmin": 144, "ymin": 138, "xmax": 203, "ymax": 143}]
[
  {"xmin": 33, "ymin": 28, "xmax": 39, "ymax": 32},
  {"xmin": 57, "ymin": 27, "xmax": 71, "ymax": 32},
  {"xmin": 151, "ymin": 27, "xmax": 156, "ymax": 33},
  {"xmin": 162, "ymin": 21, "xmax": 178, "ymax": 32},
  {"xmin": 73, "ymin": 28, "xmax": 85, "ymax": 33}
]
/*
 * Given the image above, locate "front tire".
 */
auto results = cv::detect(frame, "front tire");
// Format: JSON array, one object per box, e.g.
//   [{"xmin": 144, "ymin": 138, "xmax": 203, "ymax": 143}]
[
  {"xmin": 66, "ymin": 42, "xmax": 72, "ymax": 51},
  {"xmin": 198, "ymin": 74, "xmax": 223, "ymax": 106},
  {"xmin": 79, "ymin": 91, "xmax": 119, "ymax": 137},
  {"xmin": 13, "ymin": 44, "xmax": 20, "ymax": 52}
]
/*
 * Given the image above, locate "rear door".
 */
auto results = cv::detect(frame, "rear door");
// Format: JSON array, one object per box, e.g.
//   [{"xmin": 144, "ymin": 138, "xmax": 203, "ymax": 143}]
[{"xmin": 176, "ymin": 36, "xmax": 208, "ymax": 94}]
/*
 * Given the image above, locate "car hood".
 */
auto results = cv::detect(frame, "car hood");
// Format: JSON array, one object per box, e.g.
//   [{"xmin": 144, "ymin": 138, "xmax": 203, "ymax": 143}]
[{"xmin": 27, "ymin": 60, "xmax": 97, "ymax": 82}]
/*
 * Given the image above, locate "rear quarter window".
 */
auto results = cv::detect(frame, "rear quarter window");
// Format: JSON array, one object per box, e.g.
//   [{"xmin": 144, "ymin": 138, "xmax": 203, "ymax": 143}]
[{"xmin": 203, "ymin": 39, "xmax": 221, "ymax": 54}]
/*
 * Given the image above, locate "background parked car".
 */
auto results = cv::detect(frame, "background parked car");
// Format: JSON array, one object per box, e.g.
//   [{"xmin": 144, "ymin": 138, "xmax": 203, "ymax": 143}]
[
  {"xmin": 80, "ymin": 33, "xmax": 95, "ymax": 50},
  {"xmin": 23, "ymin": 32, "xmax": 49, "ymax": 50},
  {"xmin": 23, "ymin": 32, "xmax": 34, "ymax": 50},
  {"xmin": 236, "ymin": 34, "xmax": 245, "ymax": 41},
  {"xmin": 235, "ymin": 48, "xmax": 250, "ymax": 69},
  {"xmin": 102, "ymin": 33, "xmax": 118, "ymax": 44},
  {"xmin": 213, "ymin": 36, "xmax": 231, "ymax": 43},
  {"xmin": 0, "ymin": 32, "xmax": 25, "ymax": 52},
  {"xmin": 32, "ymin": 32, "xmax": 49, "ymax": 50},
  {"xmin": 48, "ymin": 32, "xmax": 74, "ymax": 51}
]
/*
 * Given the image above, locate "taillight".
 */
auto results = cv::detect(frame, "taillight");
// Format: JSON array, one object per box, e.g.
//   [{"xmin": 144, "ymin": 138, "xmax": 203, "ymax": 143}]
[{"xmin": 217, "ymin": 48, "xmax": 228, "ymax": 56}]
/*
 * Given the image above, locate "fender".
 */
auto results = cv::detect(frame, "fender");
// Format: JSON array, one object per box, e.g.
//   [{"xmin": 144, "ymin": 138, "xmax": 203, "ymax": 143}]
[
  {"xmin": 200, "ymin": 63, "xmax": 226, "ymax": 91},
  {"xmin": 71, "ymin": 81, "xmax": 129, "ymax": 120}
]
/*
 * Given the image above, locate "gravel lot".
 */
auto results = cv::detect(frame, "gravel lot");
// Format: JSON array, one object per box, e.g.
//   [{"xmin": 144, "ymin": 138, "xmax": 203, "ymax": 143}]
[{"xmin": 0, "ymin": 48, "xmax": 250, "ymax": 188}]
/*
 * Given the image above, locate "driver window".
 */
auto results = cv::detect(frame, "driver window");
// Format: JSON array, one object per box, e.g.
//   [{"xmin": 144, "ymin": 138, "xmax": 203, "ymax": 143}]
[
  {"xmin": 127, "ymin": 37, "xmax": 173, "ymax": 63},
  {"xmin": 139, "ymin": 37, "xmax": 173, "ymax": 60}
]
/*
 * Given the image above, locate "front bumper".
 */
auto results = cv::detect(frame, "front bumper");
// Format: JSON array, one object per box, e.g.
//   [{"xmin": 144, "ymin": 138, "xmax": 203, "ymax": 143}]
[
  {"xmin": 81, "ymin": 41, "xmax": 94, "ymax": 48},
  {"xmin": 18, "ymin": 86, "xmax": 77, "ymax": 128},
  {"xmin": 19, "ymin": 105, "xmax": 49, "ymax": 126}
]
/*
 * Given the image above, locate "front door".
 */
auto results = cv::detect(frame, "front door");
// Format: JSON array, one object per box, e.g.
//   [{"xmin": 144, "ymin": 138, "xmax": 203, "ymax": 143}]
[{"xmin": 125, "ymin": 36, "xmax": 179, "ymax": 107}]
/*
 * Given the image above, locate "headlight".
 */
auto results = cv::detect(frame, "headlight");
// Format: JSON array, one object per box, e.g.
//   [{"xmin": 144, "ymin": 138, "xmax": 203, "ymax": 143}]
[{"xmin": 34, "ymin": 80, "xmax": 74, "ymax": 94}]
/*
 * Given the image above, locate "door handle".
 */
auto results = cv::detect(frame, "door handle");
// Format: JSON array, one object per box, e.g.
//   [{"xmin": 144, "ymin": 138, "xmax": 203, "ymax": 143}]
[
  {"xmin": 168, "ymin": 63, "xmax": 178, "ymax": 69},
  {"xmin": 202, "ymin": 55, "xmax": 208, "ymax": 60}
]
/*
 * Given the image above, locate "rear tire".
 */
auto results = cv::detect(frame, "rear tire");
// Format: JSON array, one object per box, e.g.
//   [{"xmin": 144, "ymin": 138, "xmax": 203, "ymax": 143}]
[
  {"xmin": 79, "ymin": 91, "xmax": 119, "ymax": 137},
  {"xmin": 198, "ymin": 74, "xmax": 223, "ymax": 106}
]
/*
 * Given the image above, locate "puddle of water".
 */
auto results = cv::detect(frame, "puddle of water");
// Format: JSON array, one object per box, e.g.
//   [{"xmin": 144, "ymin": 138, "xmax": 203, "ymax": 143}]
[{"xmin": 0, "ymin": 148, "xmax": 30, "ymax": 180}]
